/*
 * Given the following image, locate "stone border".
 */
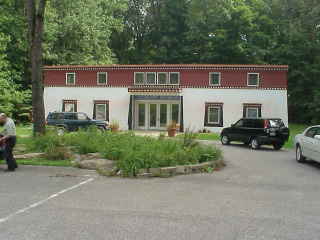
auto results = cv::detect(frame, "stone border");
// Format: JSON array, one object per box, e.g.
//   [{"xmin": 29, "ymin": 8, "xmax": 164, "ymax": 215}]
[{"xmin": 98, "ymin": 159, "xmax": 225, "ymax": 178}]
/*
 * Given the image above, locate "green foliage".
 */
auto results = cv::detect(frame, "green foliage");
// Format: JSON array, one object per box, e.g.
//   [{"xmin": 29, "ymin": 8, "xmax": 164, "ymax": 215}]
[
  {"xmin": 0, "ymin": 0, "xmax": 319, "ymax": 123},
  {"xmin": 26, "ymin": 128, "xmax": 221, "ymax": 177},
  {"xmin": 44, "ymin": 0, "xmax": 127, "ymax": 65}
]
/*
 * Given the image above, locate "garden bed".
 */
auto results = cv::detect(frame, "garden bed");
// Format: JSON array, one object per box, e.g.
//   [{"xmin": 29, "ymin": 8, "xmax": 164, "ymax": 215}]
[{"xmin": 19, "ymin": 128, "xmax": 224, "ymax": 177}]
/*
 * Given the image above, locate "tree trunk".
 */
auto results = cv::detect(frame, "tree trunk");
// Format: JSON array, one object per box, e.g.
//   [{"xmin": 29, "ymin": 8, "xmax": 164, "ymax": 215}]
[{"xmin": 25, "ymin": 0, "xmax": 47, "ymax": 135}]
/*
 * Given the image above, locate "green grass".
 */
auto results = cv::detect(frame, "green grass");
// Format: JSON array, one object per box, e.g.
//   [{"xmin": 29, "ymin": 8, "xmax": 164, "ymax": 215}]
[
  {"xmin": 196, "ymin": 133, "xmax": 220, "ymax": 141},
  {"xmin": 16, "ymin": 124, "xmax": 32, "ymax": 136},
  {"xmin": 284, "ymin": 124, "xmax": 308, "ymax": 149},
  {"xmin": 16, "ymin": 158, "xmax": 72, "ymax": 167}
]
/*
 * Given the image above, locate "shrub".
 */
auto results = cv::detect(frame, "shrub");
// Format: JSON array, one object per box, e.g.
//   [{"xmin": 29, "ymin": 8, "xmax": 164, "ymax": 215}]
[{"xmin": 26, "ymin": 128, "xmax": 222, "ymax": 174}]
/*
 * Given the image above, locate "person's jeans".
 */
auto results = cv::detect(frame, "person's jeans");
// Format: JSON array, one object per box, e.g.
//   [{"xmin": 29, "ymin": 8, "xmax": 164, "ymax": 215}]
[{"xmin": 4, "ymin": 136, "xmax": 17, "ymax": 170}]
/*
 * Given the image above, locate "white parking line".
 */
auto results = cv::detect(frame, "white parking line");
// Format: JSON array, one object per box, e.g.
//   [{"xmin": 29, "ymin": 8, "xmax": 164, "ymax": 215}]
[{"xmin": 0, "ymin": 178, "xmax": 94, "ymax": 224}]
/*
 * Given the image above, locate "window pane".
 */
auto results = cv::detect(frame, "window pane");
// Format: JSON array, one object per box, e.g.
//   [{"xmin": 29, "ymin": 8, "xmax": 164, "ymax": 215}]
[
  {"xmin": 248, "ymin": 74, "xmax": 259, "ymax": 86},
  {"xmin": 135, "ymin": 73, "xmax": 144, "ymax": 84},
  {"xmin": 64, "ymin": 113, "xmax": 76, "ymax": 120},
  {"xmin": 210, "ymin": 73, "xmax": 220, "ymax": 85},
  {"xmin": 208, "ymin": 107, "xmax": 219, "ymax": 123},
  {"xmin": 247, "ymin": 108, "xmax": 259, "ymax": 118},
  {"xmin": 146, "ymin": 73, "xmax": 156, "ymax": 84},
  {"xmin": 96, "ymin": 104, "xmax": 106, "ymax": 120},
  {"xmin": 66, "ymin": 74, "xmax": 75, "ymax": 85},
  {"xmin": 160, "ymin": 104, "xmax": 167, "ymax": 127},
  {"xmin": 98, "ymin": 73, "xmax": 107, "ymax": 84},
  {"xmin": 138, "ymin": 104, "xmax": 145, "ymax": 127},
  {"xmin": 171, "ymin": 104, "xmax": 179, "ymax": 124},
  {"xmin": 169, "ymin": 73, "xmax": 179, "ymax": 84},
  {"xmin": 77, "ymin": 113, "xmax": 87, "ymax": 120},
  {"xmin": 306, "ymin": 128, "xmax": 317, "ymax": 138},
  {"xmin": 64, "ymin": 103, "xmax": 75, "ymax": 112},
  {"xmin": 158, "ymin": 73, "xmax": 167, "ymax": 84},
  {"xmin": 149, "ymin": 104, "xmax": 157, "ymax": 127}
]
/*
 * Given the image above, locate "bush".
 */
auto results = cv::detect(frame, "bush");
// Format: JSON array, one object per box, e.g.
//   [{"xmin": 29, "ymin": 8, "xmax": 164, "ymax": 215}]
[{"xmin": 26, "ymin": 128, "xmax": 222, "ymax": 175}]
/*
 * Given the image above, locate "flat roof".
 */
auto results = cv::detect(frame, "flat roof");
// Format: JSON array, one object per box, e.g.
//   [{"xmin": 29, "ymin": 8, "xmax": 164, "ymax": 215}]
[{"xmin": 44, "ymin": 64, "xmax": 289, "ymax": 70}]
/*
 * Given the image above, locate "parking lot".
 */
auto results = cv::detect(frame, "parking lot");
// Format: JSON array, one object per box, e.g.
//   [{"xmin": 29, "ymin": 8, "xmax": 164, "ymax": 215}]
[{"xmin": 1, "ymin": 143, "xmax": 320, "ymax": 240}]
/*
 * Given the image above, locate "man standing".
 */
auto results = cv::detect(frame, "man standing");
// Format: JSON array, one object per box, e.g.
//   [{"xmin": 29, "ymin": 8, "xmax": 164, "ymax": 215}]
[{"xmin": 0, "ymin": 113, "xmax": 18, "ymax": 172}]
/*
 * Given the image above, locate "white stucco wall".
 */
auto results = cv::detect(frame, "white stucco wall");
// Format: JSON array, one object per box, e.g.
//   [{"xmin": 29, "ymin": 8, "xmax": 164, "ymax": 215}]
[
  {"xmin": 44, "ymin": 87, "xmax": 288, "ymax": 132},
  {"xmin": 44, "ymin": 87, "xmax": 130, "ymax": 130},
  {"xmin": 182, "ymin": 88, "xmax": 288, "ymax": 133}
]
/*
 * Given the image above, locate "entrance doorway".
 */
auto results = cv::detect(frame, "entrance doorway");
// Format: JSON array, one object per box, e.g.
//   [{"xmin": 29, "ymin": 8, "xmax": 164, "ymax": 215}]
[{"xmin": 135, "ymin": 101, "xmax": 180, "ymax": 130}]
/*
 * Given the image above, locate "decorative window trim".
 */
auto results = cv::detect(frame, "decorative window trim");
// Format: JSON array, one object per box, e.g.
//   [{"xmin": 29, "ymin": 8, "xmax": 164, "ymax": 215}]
[
  {"xmin": 243, "ymin": 103, "xmax": 262, "ymax": 118},
  {"xmin": 93, "ymin": 100, "xmax": 109, "ymax": 121},
  {"xmin": 134, "ymin": 72, "xmax": 145, "ymax": 85},
  {"xmin": 204, "ymin": 103, "xmax": 224, "ymax": 127},
  {"xmin": 97, "ymin": 72, "xmax": 108, "ymax": 85},
  {"xmin": 169, "ymin": 72, "xmax": 180, "ymax": 85},
  {"xmin": 62, "ymin": 99, "xmax": 77, "ymax": 112},
  {"xmin": 209, "ymin": 72, "xmax": 221, "ymax": 86},
  {"xmin": 157, "ymin": 72, "xmax": 168, "ymax": 85},
  {"xmin": 66, "ymin": 73, "xmax": 76, "ymax": 85},
  {"xmin": 247, "ymin": 73, "xmax": 260, "ymax": 87},
  {"xmin": 146, "ymin": 72, "xmax": 157, "ymax": 85}
]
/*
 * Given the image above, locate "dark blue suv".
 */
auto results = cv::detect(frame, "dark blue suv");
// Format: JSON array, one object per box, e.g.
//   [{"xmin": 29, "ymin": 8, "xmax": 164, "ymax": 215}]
[{"xmin": 46, "ymin": 112, "xmax": 108, "ymax": 134}]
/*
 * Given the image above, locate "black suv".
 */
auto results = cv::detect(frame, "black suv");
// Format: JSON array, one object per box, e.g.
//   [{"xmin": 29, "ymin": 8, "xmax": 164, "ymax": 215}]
[
  {"xmin": 220, "ymin": 118, "xmax": 290, "ymax": 150},
  {"xmin": 46, "ymin": 112, "xmax": 108, "ymax": 134}
]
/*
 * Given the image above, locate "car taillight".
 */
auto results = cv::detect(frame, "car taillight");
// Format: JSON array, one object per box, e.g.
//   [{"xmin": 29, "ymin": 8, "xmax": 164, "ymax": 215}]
[{"xmin": 264, "ymin": 120, "xmax": 270, "ymax": 129}]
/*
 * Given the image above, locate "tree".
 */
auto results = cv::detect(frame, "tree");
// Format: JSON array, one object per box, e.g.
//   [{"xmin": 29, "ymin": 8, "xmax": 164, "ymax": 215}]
[
  {"xmin": 25, "ymin": 0, "xmax": 47, "ymax": 135},
  {"xmin": 44, "ymin": 0, "xmax": 127, "ymax": 65}
]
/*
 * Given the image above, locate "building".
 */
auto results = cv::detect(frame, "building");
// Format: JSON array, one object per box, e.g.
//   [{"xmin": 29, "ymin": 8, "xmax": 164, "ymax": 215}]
[{"xmin": 43, "ymin": 64, "xmax": 288, "ymax": 132}]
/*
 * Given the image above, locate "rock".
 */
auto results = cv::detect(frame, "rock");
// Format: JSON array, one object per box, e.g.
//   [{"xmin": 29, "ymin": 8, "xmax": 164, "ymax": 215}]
[
  {"xmin": 160, "ymin": 167, "xmax": 177, "ymax": 176},
  {"xmin": 138, "ymin": 168, "xmax": 148, "ymax": 175},
  {"xmin": 149, "ymin": 168, "xmax": 161, "ymax": 175},
  {"xmin": 85, "ymin": 153, "xmax": 102, "ymax": 160},
  {"xmin": 176, "ymin": 165, "xmax": 186, "ymax": 174},
  {"xmin": 137, "ymin": 173, "xmax": 153, "ymax": 178},
  {"xmin": 73, "ymin": 154, "xmax": 81, "ymax": 163},
  {"xmin": 78, "ymin": 159, "xmax": 115, "ymax": 170},
  {"xmin": 15, "ymin": 152, "xmax": 45, "ymax": 159}
]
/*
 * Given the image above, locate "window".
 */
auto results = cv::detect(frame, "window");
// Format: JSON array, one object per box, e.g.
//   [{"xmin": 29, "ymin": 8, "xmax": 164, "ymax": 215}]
[
  {"xmin": 158, "ymin": 72, "xmax": 168, "ymax": 84},
  {"xmin": 97, "ymin": 72, "xmax": 107, "ymax": 85},
  {"xmin": 243, "ymin": 104, "xmax": 261, "ymax": 118},
  {"xmin": 171, "ymin": 104, "xmax": 180, "ymax": 124},
  {"xmin": 169, "ymin": 72, "xmax": 180, "ymax": 85},
  {"xmin": 246, "ymin": 108, "xmax": 259, "ymax": 118},
  {"xmin": 64, "ymin": 113, "xmax": 76, "ymax": 120},
  {"xmin": 209, "ymin": 72, "xmax": 221, "ymax": 86},
  {"xmin": 77, "ymin": 113, "xmax": 88, "ymax": 120},
  {"xmin": 146, "ymin": 72, "xmax": 156, "ymax": 84},
  {"xmin": 93, "ymin": 101, "xmax": 109, "ymax": 121},
  {"xmin": 134, "ymin": 72, "xmax": 145, "ymax": 85},
  {"xmin": 234, "ymin": 119, "xmax": 244, "ymax": 127},
  {"xmin": 204, "ymin": 103, "xmax": 223, "ymax": 127},
  {"xmin": 66, "ymin": 73, "xmax": 76, "ymax": 85},
  {"xmin": 247, "ymin": 73, "xmax": 259, "ymax": 86},
  {"xmin": 305, "ymin": 127, "xmax": 320, "ymax": 138},
  {"xmin": 208, "ymin": 107, "xmax": 220, "ymax": 124},
  {"xmin": 62, "ymin": 100, "xmax": 77, "ymax": 112}
]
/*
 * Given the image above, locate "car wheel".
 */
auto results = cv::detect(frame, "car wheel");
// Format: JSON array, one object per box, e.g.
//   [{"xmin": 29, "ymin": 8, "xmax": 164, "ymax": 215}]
[
  {"xmin": 250, "ymin": 138, "xmax": 260, "ymax": 150},
  {"xmin": 296, "ymin": 145, "xmax": 306, "ymax": 163},
  {"xmin": 221, "ymin": 135, "xmax": 230, "ymax": 145},
  {"xmin": 273, "ymin": 143, "xmax": 283, "ymax": 151}
]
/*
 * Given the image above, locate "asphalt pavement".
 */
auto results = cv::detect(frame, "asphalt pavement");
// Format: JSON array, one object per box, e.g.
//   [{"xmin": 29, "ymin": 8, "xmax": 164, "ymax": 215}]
[{"xmin": 0, "ymin": 142, "xmax": 320, "ymax": 240}]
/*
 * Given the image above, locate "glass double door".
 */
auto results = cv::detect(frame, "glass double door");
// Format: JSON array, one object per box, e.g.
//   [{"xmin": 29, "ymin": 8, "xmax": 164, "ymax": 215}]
[{"xmin": 136, "ymin": 102, "xmax": 180, "ymax": 130}]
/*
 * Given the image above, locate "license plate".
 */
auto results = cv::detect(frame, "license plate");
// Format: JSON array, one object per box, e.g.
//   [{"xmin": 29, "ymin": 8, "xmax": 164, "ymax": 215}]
[{"xmin": 270, "ymin": 132, "xmax": 276, "ymax": 136}]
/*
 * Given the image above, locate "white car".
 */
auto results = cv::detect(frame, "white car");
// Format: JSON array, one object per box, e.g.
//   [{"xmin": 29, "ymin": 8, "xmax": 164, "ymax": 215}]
[{"xmin": 295, "ymin": 126, "xmax": 320, "ymax": 163}]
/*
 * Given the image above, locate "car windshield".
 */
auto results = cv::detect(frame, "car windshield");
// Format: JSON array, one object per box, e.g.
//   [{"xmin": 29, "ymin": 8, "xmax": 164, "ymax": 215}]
[{"xmin": 269, "ymin": 119, "xmax": 284, "ymax": 127}]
